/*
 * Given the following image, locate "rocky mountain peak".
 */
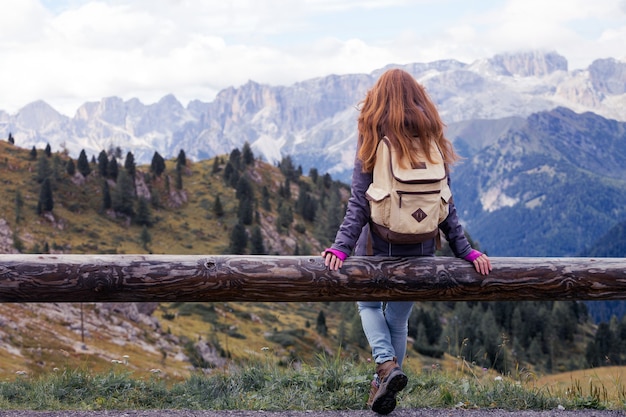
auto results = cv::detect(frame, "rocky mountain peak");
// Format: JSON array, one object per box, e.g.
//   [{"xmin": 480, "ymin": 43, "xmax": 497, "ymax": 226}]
[
  {"xmin": 588, "ymin": 58, "xmax": 626, "ymax": 95},
  {"xmin": 485, "ymin": 50, "xmax": 568, "ymax": 77},
  {"xmin": 16, "ymin": 100, "xmax": 67, "ymax": 129},
  {"xmin": 156, "ymin": 94, "xmax": 184, "ymax": 111}
]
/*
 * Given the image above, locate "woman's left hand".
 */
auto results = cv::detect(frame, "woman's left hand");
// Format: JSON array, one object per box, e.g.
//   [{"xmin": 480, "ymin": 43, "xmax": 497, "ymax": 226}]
[{"xmin": 473, "ymin": 254, "xmax": 492, "ymax": 275}]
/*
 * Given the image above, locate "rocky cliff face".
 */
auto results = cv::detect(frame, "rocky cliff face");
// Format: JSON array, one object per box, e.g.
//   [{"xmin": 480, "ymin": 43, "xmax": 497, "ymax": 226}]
[
  {"xmin": 486, "ymin": 50, "xmax": 568, "ymax": 76},
  {"xmin": 589, "ymin": 58, "xmax": 626, "ymax": 95}
]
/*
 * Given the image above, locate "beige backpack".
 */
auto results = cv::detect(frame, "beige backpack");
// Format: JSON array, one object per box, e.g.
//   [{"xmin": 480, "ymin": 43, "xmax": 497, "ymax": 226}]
[{"xmin": 365, "ymin": 136, "xmax": 452, "ymax": 245}]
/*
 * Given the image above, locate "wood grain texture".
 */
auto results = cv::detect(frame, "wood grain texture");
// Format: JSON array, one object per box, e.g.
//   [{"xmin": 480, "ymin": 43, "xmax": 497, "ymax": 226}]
[{"xmin": 0, "ymin": 255, "xmax": 625, "ymax": 302}]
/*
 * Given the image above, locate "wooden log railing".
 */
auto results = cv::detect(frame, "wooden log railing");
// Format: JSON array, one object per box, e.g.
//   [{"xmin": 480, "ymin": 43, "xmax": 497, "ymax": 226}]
[{"xmin": 0, "ymin": 255, "xmax": 625, "ymax": 303}]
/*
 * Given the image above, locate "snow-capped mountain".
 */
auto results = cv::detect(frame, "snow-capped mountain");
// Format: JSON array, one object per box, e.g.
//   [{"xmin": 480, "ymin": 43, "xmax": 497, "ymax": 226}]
[{"xmin": 1, "ymin": 51, "xmax": 625, "ymax": 182}]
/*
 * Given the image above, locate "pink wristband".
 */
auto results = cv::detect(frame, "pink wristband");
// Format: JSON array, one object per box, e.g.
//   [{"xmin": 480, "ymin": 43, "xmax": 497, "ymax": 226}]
[
  {"xmin": 464, "ymin": 249, "xmax": 482, "ymax": 262},
  {"xmin": 324, "ymin": 248, "xmax": 348, "ymax": 261}
]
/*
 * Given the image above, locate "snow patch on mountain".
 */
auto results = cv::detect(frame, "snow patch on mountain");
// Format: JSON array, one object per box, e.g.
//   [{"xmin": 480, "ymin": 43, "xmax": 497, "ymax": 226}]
[
  {"xmin": 252, "ymin": 134, "xmax": 285, "ymax": 164},
  {"xmin": 480, "ymin": 182, "xmax": 519, "ymax": 212}
]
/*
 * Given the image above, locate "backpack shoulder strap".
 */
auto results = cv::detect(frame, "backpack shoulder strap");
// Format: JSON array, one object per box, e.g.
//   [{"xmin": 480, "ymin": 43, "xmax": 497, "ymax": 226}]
[{"xmin": 372, "ymin": 136, "xmax": 392, "ymax": 182}]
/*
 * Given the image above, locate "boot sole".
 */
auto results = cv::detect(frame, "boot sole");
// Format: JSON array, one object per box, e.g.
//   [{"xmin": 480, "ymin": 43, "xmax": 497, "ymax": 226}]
[{"xmin": 370, "ymin": 370, "xmax": 408, "ymax": 415}]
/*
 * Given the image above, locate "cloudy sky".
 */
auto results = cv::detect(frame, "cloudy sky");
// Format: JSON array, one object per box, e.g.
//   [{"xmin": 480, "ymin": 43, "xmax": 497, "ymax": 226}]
[{"xmin": 1, "ymin": 0, "xmax": 625, "ymax": 116}]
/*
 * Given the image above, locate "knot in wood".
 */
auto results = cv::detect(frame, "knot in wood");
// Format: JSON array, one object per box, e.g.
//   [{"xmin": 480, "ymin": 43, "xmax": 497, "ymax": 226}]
[
  {"xmin": 83, "ymin": 275, "xmax": 106, "ymax": 292},
  {"xmin": 435, "ymin": 269, "xmax": 456, "ymax": 288},
  {"xmin": 372, "ymin": 273, "xmax": 391, "ymax": 288}
]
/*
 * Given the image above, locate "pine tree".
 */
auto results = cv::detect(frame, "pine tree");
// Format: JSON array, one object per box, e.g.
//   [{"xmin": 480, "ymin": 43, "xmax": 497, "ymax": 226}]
[
  {"xmin": 414, "ymin": 322, "xmax": 429, "ymax": 349},
  {"xmin": 112, "ymin": 170, "xmax": 135, "ymax": 216},
  {"xmin": 229, "ymin": 148, "xmax": 242, "ymax": 171},
  {"xmin": 593, "ymin": 322, "xmax": 620, "ymax": 365},
  {"xmin": 44, "ymin": 143, "xmax": 52, "ymax": 157},
  {"xmin": 97, "ymin": 150, "xmax": 108, "ymax": 177},
  {"xmin": 12, "ymin": 231, "xmax": 23, "ymax": 253},
  {"xmin": 7, "ymin": 132, "xmax": 14, "ymax": 145},
  {"xmin": 175, "ymin": 164, "xmax": 183, "ymax": 190},
  {"xmin": 36, "ymin": 154, "xmax": 51, "ymax": 183},
  {"xmin": 77, "ymin": 150, "xmax": 91, "ymax": 177},
  {"xmin": 30, "ymin": 146, "xmax": 37, "ymax": 160},
  {"xmin": 279, "ymin": 178, "xmax": 291, "ymax": 199},
  {"xmin": 585, "ymin": 339, "xmax": 601, "ymax": 368},
  {"xmin": 277, "ymin": 201, "xmax": 293, "ymax": 229},
  {"xmin": 323, "ymin": 173, "xmax": 332, "ymax": 188},
  {"xmin": 242, "ymin": 142, "xmax": 254, "ymax": 165},
  {"xmin": 250, "ymin": 225, "xmax": 266, "ymax": 255},
  {"xmin": 51, "ymin": 155, "xmax": 63, "ymax": 182},
  {"xmin": 150, "ymin": 151, "xmax": 166, "ymax": 176},
  {"xmin": 551, "ymin": 301, "xmax": 577, "ymax": 342},
  {"xmin": 108, "ymin": 157, "xmax": 119, "ymax": 180},
  {"xmin": 479, "ymin": 308, "xmax": 503, "ymax": 371},
  {"xmin": 139, "ymin": 225, "xmax": 152, "ymax": 252},
  {"xmin": 237, "ymin": 198, "xmax": 254, "ymax": 225},
  {"xmin": 124, "ymin": 151, "xmax": 136, "ymax": 179},
  {"xmin": 235, "ymin": 176, "xmax": 253, "ymax": 201},
  {"xmin": 309, "ymin": 167, "xmax": 319, "ymax": 183},
  {"xmin": 323, "ymin": 184, "xmax": 344, "ymax": 242},
  {"xmin": 297, "ymin": 188, "xmax": 317, "ymax": 222},
  {"xmin": 213, "ymin": 195, "xmax": 224, "ymax": 217},
  {"xmin": 135, "ymin": 197, "xmax": 153, "ymax": 226},
  {"xmin": 279, "ymin": 155, "xmax": 297, "ymax": 180},
  {"xmin": 101, "ymin": 180, "xmax": 112, "ymax": 211},
  {"xmin": 261, "ymin": 186, "xmax": 271, "ymax": 211},
  {"xmin": 14, "ymin": 190, "xmax": 23, "ymax": 224},
  {"xmin": 223, "ymin": 161, "xmax": 235, "ymax": 184},
  {"xmin": 37, "ymin": 178, "xmax": 54, "ymax": 214},
  {"xmin": 212, "ymin": 156, "xmax": 220, "ymax": 174},
  {"xmin": 176, "ymin": 149, "xmax": 187, "ymax": 167},
  {"xmin": 228, "ymin": 222, "xmax": 248, "ymax": 254},
  {"xmin": 108, "ymin": 145, "xmax": 123, "ymax": 160},
  {"xmin": 349, "ymin": 311, "xmax": 368, "ymax": 348},
  {"xmin": 316, "ymin": 310, "xmax": 328, "ymax": 336},
  {"xmin": 66, "ymin": 158, "xmax": 76, "ymax": 176}
]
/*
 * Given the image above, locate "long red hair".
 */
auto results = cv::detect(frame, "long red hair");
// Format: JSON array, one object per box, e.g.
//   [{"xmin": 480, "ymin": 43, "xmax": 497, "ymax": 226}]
[{"xmin": 357, "ymin": 68, "xmax": 459, "ymax": 172}]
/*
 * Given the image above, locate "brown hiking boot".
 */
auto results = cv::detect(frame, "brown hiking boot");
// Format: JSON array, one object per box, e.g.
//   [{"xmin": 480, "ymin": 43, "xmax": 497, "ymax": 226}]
[
  {"xmin": 366, "ymin": 376, "xmax": 380, "ymax": 409},
  {"xmin": 368, "ymin": 358, "xmax": 408, "ymax": 415}
]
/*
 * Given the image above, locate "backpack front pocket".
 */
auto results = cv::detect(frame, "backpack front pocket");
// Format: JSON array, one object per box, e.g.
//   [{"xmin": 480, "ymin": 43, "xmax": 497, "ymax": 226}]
[
  {"xmin": 366, "ymin": 184, "xmax": 391, "ymax": 228},
  {"xmin": 438, "ymin": 183, "xmax": 452, "ymax": 223},
  {"xmin": 394, "ymin": 189, "xmax": 441, "ymax": 232}
]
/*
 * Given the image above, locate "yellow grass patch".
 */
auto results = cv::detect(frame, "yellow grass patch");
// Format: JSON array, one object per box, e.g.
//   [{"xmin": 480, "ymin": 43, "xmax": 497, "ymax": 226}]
[{"xmin": 535, "ymin": 366, "xmax": 626, "ymax": 405}]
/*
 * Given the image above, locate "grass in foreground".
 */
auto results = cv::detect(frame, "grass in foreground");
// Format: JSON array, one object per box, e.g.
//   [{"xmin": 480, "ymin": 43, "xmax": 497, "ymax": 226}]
[{"xmin": 1, "ymin": 355, "xmax": 625, "ymax": 411}]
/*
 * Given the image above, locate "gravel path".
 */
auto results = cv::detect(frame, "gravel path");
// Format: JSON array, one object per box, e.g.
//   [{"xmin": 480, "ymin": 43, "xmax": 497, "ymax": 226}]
[{"xmin": 1, "ymin": 409, "xmax": 624, "ymax": 417}]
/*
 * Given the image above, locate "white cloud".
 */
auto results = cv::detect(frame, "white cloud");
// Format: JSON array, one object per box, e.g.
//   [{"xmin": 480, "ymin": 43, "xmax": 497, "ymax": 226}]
[
  {"xmin": 0, "ymin": 0, "xmax": 624, "ymax": 116},
  {"xmin": 0, "ymin": 0, "xmax": 50, "ymax": 42},
  {"xmin": 468, "ymin": 0, "xmax": 626, "ymax": 68}
]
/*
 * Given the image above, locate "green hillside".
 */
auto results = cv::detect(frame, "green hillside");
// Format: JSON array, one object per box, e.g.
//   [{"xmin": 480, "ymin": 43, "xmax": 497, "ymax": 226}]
[{"xmin": 0, "ymin": 140, "xmax": 349, "ymax": 255}]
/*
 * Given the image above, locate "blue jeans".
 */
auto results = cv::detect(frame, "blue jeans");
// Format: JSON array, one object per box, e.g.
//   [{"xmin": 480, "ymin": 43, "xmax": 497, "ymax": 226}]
[
  {"xmin": 358, "ymin": 301, "xmax": 414, "ymax": 367},
  {"xmin": 354, "ymin": 227, "xmax": 434, "ymax": 368}
]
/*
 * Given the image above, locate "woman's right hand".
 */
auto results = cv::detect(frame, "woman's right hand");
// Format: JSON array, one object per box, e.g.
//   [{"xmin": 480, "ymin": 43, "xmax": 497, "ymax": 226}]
[{"xmin": 322, "ymin": 250, "xmax": 344, "ymax": 271}]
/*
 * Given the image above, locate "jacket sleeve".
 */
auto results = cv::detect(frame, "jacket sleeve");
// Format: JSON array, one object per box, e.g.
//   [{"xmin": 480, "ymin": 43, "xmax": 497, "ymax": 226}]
[
  {"xmin": 330, "ymin": 156, "xmax": 372, "ymax": 256},
  {"xmin": 438, "ymin": 176, "xmax": 473, "ymax": 259}
]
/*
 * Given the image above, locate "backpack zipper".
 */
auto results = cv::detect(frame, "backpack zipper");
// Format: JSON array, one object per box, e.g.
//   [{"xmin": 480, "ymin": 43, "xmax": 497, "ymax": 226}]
[{"xmin": 397, "ymin": 190, "xmax": 440, "ymax": 208}]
